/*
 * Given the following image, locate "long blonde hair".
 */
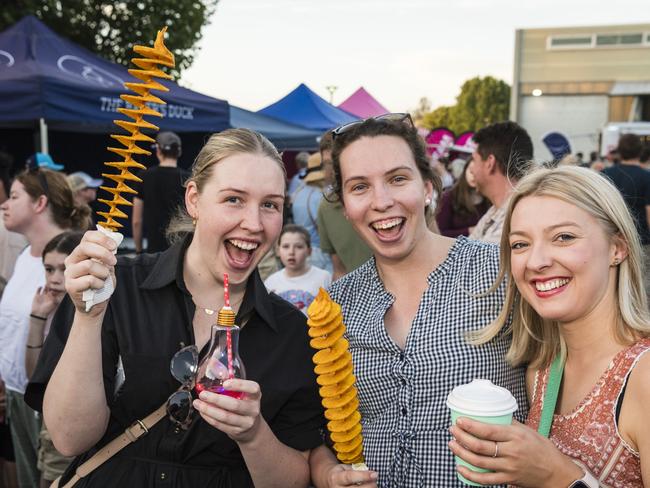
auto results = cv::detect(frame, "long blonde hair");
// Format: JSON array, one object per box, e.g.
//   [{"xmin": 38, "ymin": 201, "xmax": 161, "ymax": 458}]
[
  {"xmin": 471, "ymin": 166, "xmax": 650, "ymax": 369},
  {"xmin": 167, "ymin": 128, "xmax": 285, "ymax": 242}
]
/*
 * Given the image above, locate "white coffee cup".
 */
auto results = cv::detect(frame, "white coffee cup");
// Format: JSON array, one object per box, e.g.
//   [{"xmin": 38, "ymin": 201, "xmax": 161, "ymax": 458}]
[{"xmin": 447, "ymin": 379, "xmax": 518, "ymax": 486}]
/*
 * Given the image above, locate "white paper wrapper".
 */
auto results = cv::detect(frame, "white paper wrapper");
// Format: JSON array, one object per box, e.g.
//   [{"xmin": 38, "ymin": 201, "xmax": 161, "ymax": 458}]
[
  {"xmin": 351, "ymin": 463, "xmax": 368, "ymax": 471},
  {"xmin": 82, "ymin": 225, "xmax": 124, "ymax": 312}
]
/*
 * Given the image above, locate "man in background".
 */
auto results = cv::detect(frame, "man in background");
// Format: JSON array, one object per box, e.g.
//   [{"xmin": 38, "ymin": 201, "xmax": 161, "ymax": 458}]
[
  {"xmin": 288, "ymin": 151, "xmax": 310, "ymax": 198},
  {"xmin": 67, "ymin": 171, "xmax": 102, "ymax": 206},
  {"xmin": 132, "ymin": 131, "xmax": 187, "ymax": 253},
  {"xmin": 602, "ymin": 133, "xmax": 650, "ymax": 298},
  {"xmin": 469, "ymin": 121, "xmax": 534, "ymax": 244},
  {"xmin": 316, "ymin": 131, "xmax": 372, "ymax": 280}
]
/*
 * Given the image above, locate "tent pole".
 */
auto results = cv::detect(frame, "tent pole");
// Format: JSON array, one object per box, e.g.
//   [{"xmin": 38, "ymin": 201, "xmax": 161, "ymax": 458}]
[{"xmin": 39, "ymin": 118, "xmax": 49, "ymax": 154}]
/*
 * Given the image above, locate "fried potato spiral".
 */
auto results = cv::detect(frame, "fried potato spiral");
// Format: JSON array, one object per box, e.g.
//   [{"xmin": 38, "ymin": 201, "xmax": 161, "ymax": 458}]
[
  {"xmin": 307, "ymin": 289, "xmax": 364, "ymax": 464},
  {"xmin": 97, "ymin": 28, "xmax": 175, "ymax": 231}
]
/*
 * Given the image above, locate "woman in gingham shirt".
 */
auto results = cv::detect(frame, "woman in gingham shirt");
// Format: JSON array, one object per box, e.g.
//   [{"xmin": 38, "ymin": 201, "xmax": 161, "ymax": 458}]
[{"xmin": 309, "ymin": 116, "xmax": 527, "ymax": 488}]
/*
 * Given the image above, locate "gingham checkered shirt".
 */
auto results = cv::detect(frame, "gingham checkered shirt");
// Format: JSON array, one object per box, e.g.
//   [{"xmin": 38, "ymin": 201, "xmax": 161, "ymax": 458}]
[{"xmin": 328, "ymin": 237, "xmax": 528, "ymax": 487}]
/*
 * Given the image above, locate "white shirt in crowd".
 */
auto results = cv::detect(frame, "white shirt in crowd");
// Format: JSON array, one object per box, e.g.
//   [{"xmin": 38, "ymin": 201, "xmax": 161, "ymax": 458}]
[
  {"xmin": 264, "ymin": 266, "xmax": 331, "ymax": 315},
  {"xmin": 0, "ymin": 246, "xmax": 45, "ymax": 393}
]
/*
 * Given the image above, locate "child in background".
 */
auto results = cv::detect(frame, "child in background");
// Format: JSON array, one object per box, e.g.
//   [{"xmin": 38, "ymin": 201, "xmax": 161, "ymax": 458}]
[
  {"xmin": 264, "ymin": 224, "xmax": 331, "ymax": 314},
  {"xmin": 25, "ymin": 231, "xmax": 83, "ymax": 488}
]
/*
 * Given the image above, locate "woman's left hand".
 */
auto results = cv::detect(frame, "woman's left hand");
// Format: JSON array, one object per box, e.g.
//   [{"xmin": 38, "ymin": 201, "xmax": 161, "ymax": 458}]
[
  {"xmin": 448, "ymin": 418, "xmax": 583, "ymax": 488},
  {"xmin": 193, "ymin": 379, "xmax": 263, "ymax": 444}
]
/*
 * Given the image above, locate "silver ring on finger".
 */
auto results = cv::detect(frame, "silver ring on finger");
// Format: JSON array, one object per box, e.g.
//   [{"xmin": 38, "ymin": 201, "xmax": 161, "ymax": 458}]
[{"xmin": 492, "ymin": 440, "xmax": 499, "ymax": 458}]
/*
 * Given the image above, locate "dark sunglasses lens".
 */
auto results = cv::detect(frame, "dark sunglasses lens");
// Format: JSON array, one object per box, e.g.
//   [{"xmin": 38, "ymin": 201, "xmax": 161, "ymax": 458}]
[
  {"xmin": 167, "ymin": 390, "xmax": 192, "ymax": 426},
  {"xmin": 170, "ymin": 346, "xmax": 198, "ymax": 384},
  {"xmin": 377, "ymin": 113, "xmax": 412, "ymax": 125},
  {"xmin": 332, "ymin": 121, "xmax": 362, "ymax": 138}
]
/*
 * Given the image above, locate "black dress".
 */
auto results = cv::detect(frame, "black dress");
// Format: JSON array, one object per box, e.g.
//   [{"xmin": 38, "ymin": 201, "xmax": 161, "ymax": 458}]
[{"xmin": 25, "ymin": 234, "xmax": 325, "ymax": 487}]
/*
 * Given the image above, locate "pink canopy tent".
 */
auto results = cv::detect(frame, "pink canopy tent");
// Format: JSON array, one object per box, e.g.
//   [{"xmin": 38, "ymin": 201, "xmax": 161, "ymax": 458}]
[{"xmin": 337, "ymin": 87, "xmax": 389, "ymax": 118}]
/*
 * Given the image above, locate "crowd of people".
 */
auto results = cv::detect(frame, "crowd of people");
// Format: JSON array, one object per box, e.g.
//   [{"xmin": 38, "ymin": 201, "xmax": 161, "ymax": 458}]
[{"xmin": 0, "ymin": 116, "xmax": 647, "ymax": 488}]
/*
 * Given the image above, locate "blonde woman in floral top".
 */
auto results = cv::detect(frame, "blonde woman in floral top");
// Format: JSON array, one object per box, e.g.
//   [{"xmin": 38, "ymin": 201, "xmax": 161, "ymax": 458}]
[{"xmin": 451, "ymin": 166, "xmax": 650, "ymax": 487}]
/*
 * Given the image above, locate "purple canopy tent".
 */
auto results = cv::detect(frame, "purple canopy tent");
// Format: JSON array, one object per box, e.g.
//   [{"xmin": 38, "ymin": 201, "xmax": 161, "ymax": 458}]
[{"xmin": 337, "ymin": 87, "xmax": 389, "ymax": 118}]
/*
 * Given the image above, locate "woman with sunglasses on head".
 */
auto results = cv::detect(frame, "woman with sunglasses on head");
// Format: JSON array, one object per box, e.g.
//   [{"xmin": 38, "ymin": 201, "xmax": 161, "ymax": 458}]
[
  {"xmin": 0, "ymin": 168, "xmax": 91, "ymax": 487},
  {"xmin": 449, "ymin": 166, "xmax": 650, "ymax": 487},
  {"xmin": 309, "ymin": 115, "xmax": 527, "ymax": 488},
  {"xmin": 24, "ymin": 129, "xmax": 324, "ymax": 488}
]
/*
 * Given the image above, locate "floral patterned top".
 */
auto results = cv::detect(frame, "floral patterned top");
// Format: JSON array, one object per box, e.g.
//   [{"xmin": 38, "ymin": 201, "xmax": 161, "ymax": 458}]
[{"xmin": 527, "ymin": 338, "xmax": 650, "ymax": 488}]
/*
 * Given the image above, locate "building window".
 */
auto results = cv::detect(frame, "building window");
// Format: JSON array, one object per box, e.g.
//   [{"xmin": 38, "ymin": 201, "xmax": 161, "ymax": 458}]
[
  {"xmin": 548, "ymin": 36, "xmax": 594, "ymax": 49},
  {"xmin": 642, "ymin": 96, "xmax": 650, "ymax": 122},
  {"xmin": 596, "ymin": 33, "xmax": 643, "ymax": 46},
  {"xmin": 548, "ymin": 32, "xmax": 649, "ymax": 50}
]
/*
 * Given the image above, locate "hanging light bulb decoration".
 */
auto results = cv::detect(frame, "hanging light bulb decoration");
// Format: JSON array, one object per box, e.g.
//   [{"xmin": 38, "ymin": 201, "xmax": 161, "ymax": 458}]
[{"xmin": 195, "ymin": 273, "xmax": 246, "ymax": 399}]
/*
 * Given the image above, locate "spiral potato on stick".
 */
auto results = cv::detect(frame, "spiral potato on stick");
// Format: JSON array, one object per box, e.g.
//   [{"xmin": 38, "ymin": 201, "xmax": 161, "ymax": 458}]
[
  {"xmin": 82, "ymin": 28, "xmax": 175, "ymax": 312},
  {"xmin": 307, "ymin": 289, "xmax": 366, "ymax": 465},
  {"xmin": 97, "ymin": 27, "xmax": 175, "ymax": 231}
]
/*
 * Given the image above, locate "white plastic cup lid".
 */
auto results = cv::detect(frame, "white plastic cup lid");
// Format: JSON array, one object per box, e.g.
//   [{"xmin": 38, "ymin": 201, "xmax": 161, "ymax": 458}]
[{"xmin": 447, "ymin": 379, "xmax": 518, "ymax": 417}]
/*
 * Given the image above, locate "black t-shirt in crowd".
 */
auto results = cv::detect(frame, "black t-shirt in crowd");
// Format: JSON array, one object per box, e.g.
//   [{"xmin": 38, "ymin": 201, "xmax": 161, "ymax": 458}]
[
  {"xmin": 602, "ymin": 164, "xmax": 650, "ymax": 244},
  {"xmin": 137, "ymin": 165, "xmax": 189, "ymax": 253},
  {"xmin": 25, "ymin": 234, "xmax": 325, "ymax": 487}
]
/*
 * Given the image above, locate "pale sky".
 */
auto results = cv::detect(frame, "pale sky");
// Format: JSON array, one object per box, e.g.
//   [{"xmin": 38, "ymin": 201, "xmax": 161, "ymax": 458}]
[{"xmin": 181, "ymin": 0, "xmax": 650, "ymax": 113}]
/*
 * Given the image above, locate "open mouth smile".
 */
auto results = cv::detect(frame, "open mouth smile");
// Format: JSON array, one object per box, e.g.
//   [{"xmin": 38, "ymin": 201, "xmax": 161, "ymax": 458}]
[
  {"xmin": 370, "ymin": 217, "xmax": 405, "ymax": 241},
  {"xmin": 224, "ymin": 238, "xmax": 260, "ymax": 270}
]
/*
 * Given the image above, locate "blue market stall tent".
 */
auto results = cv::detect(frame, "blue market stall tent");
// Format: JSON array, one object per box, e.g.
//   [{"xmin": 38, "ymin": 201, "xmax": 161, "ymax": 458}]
[
  {"xmin": 0, "ymin": 16, "xmax": 230, "ymax": 179},
  {"xmin": 259, "ymin": 83, "xmax": 357, "ymax": 131},
  {"xmin": 230, "ymin": 106, "xmax": 321, "ymax": 151},
  {"xmin": 0, "ymin": 16, "xmax": 230, "ymax": 134}
]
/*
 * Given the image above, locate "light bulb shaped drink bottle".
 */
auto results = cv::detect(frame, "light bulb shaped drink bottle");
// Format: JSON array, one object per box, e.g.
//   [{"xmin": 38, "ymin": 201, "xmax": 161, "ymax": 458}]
[{"xmin": 195, "ymin": 273, "xmax": 246, "ymax": 399}]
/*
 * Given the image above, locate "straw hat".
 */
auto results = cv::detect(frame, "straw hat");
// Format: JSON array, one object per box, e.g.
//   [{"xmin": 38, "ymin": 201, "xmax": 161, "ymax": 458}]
[{"xmin": 303, "ymin": 153, "xmax": 325, "ymax": 184}]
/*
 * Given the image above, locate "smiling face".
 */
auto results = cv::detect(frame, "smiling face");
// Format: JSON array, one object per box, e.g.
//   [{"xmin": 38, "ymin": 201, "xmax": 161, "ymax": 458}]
[
  {"xmin": 1, "ymin": 180, "xmax": 40, "ymax": 233},
  {"xmin": 186, "ymin": 152, "xmax": 285, "ymax": 286},
  {"xmin": 339, "ymin": 135, "xmax": 433, "ymax": 262},
  {"xmin": 508, "ymin": 195, "xmax": 623, "ymax": 325},
  {"xmin": 43, "ymin": 250, "xmax": 67, "ymax": 303},
  {"xmin": 278, "ymin": 231, "xmax": 311, "ymax": 275}
]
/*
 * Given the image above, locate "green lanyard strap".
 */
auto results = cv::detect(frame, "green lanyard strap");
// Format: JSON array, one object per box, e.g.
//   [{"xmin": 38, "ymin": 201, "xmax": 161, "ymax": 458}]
[{"xmin": 538, "ymin": 353, "xmax": 565, "ymax": 438}]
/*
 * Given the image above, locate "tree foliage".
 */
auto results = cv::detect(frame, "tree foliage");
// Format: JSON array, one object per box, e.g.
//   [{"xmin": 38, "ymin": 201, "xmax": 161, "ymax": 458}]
[
  {"xmin": 0, "ymin": 0, "xmax": 219, "ymax": 78},
  {"xmin": 420, "ymin": 76, "xmax": 511, "ymax": 133},
  {"xmin": 421, "ymin": 105, "xmax": 454, "ymax": 130},
  {"xmin": 411, "ymin": 97, "xmax": 432, "ymax": 122}
]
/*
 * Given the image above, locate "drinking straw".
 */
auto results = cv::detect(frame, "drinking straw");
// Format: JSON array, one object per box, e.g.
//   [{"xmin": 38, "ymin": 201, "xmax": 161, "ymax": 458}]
[{"xmin": 223, "ymin": 273, "xmax": 234, "ymax": 379}]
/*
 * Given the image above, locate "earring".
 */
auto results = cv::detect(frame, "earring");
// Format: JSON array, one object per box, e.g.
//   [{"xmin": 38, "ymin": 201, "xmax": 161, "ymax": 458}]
[
  {"xmin": 192, "ymin": 217, "xmax": 197, "ymax": 226},
  {"xmin": 612, "ymin": 258, "xmax": 621, "ymax": 266},
  {"xmin": 425, "ymin": 197, "xmax": 432, "ymax": 206}
]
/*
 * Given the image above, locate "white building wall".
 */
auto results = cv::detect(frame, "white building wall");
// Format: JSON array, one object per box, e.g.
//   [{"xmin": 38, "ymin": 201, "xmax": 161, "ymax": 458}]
[{"xmin": 519, "ymin": 95, "xmax": 609, "ymax": 160}]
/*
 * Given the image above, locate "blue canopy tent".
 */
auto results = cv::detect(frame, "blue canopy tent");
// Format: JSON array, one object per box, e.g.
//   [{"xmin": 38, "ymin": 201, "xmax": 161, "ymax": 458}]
[
  {"xmin": 230, "ymin": 106, "xmax": 321, "ymax": 151},
  {"xmin": 258, "ymin": 83, "xmax": 357, "ymax": 132},
  {"xmin": 0, "ymin": 16, "xmax": 230, "ymax": 143}
]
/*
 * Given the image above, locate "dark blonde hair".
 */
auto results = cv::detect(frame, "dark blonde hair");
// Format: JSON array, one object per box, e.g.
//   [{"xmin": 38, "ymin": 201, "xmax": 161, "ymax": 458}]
[
  {"xmin": 17, "ymin": 169, "xmax": 91, "ymax": 230},
  {"xmin": 471, "ymin": 166, "xmax": 650, "ymax": 369},
  {"xmin": 167, "ymin": 128, "xmax": 285, "ymax": 241}
]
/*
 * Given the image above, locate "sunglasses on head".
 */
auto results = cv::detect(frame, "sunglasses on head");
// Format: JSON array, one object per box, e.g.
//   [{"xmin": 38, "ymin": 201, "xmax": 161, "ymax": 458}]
[
  {"xmin": 166, "ymin": 345, "xmax": 199, "ymax": 430},
  {"xmin": 331, "ymin": 112, "xmax": 414, "ymax": 140},
  {"xmin": 26, "ymin": 159, "xmax": 50, "ymax": 199}
]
